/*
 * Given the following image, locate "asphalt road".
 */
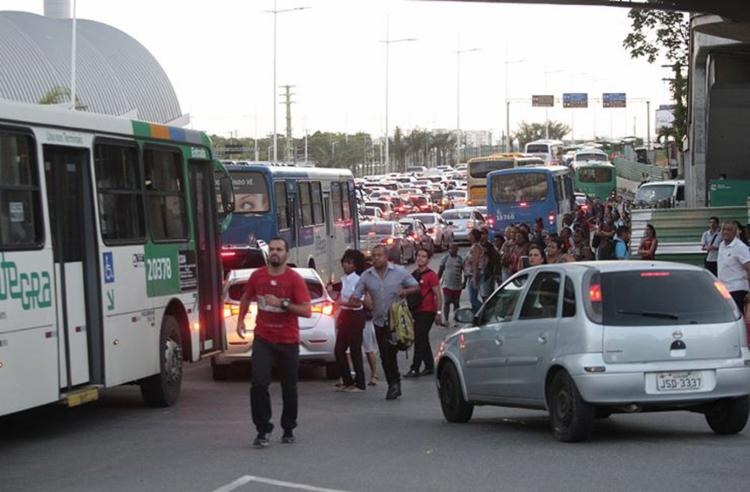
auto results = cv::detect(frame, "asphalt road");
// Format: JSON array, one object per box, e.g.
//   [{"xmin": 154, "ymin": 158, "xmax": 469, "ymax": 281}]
[{"xmin": 2, "ymin": 250, "xmax": 750, "ymax": 492}]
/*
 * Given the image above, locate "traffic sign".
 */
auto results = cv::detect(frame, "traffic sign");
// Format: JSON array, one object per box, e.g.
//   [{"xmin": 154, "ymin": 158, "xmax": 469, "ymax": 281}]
[
  {"xmin": 563, "ymin": 93, "xmax": 588, "ymax": 108},
  {"xmin": 532, "ymin": 95, "xmax": 554, "ymax": 108},
  {"xmin": 603, "ymin": 93, "xmax": 627, "ymax": 108}
]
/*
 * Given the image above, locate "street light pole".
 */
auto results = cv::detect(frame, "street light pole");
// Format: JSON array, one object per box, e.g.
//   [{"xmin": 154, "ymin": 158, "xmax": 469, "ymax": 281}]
[
  {"xmin": 456, "ymin": 45, "xmax": 479, "ymax": 165},
  {"xmin": 267, "ymin": 1, "xmax": 310, "ymax": 163},
  {"xmin": 503, "ymin": 47, "xmax": 526, "ymax": 152},
  {"xmin": 381, "ymin": 17, "xmax": 415, "ymax": 174}
]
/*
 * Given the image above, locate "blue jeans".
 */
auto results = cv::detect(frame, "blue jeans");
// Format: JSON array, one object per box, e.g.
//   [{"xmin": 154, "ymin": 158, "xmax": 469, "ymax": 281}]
[{"xmin": 469, "ymin": 273, "xmax": 483, "ymax": 314}]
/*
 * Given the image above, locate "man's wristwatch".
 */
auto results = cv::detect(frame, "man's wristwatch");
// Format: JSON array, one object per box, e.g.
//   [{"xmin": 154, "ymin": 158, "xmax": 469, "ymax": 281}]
[{"xmin": 281, "ymin": 298, "xmax": 291, "ymax": 310}]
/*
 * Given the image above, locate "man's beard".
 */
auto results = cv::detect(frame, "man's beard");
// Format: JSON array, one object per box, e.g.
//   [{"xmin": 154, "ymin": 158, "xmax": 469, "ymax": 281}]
[{"xmin": 269, "ymin": 256, "xmax": 282, "ymax": 267}]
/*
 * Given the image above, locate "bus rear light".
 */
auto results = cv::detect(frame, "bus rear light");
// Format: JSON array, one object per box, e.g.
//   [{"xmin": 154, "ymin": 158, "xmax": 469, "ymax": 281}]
[
  {"xmin": 311, "ymin": 301, "xmax": 335, "ymax": 316},
  {"xmin": 519, "ymin": 202, "xmax": 528, "ymax": 208},
  {"xmin": 192, "ymin": 321, "xmax": 201, "ymax": 332},
  {"xmin": 486, "ymin": 217, "xmax": 495, "ymax": 227},
  {"xmin": 548, "ymin": 212, "xmax": 555, "ymax": 224}
]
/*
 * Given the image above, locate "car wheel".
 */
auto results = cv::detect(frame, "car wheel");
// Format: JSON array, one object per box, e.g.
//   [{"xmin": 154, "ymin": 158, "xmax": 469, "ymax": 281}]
[
  {"xmin": 325, "ymin": 362, "xmax": 339, "ymax": 380},
  {"xmin": 140, "ymin": 315, "xmax": 183, "ymax": 407},
  {"xmin": 548, "ymin": 371, "xmax": 595, "ymax": 442},
  {"xmin": 705, "ymin": 396, "xmax": 750, "ymax": 435},
  {"xmin": 439, "ymin": 362, "xmax": 474, "ymax": 423}
]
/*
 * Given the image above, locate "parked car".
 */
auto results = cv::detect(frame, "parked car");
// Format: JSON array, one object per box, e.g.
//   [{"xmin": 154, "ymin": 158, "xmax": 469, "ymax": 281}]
[
  {"xmin": 365, "ymin": 200, "xmax": 396, "ymax": 220},
  {"xmin": 212, "ymin": 268, "xmax": 338, "ymax": 380},
  {"xmin": 441, "ymin": 207, "xmax": 484, "ymax": 244},
  {"xmin": 359, "ymin": 221, "xmax": 415, "ymax": 264},
  {"xmin": 436, "ymin": 261, "xmax": 750, "ymax": 442},
  {"xmin": 408, "ymin": 213, "xmax": 454, "ymax": 251},
  {"xmin": 634, "ymin": 180, "xmax": 686, "ymax": 209},
  {"xmin": 399, "ymin": 217, "xmax": 435, "ymax": 255}
]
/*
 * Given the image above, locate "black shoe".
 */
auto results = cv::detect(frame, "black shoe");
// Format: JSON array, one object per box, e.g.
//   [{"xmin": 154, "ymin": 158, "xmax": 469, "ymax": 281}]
[
  {"xmin": 281, "ymin": 431, "xmax": 295, "ymax": 444},
  {"xmin": 253, "ymin": 433, "xmax": 270, "ymax": 448},
  {"xmin": 385, "ymin": 384, "xmax": 400, "ymax": 400},
  {"xmin": 421, "ymin": 368, "xmax": 434, "ymax": 376},
  {"xmin": 403, "ymin": 369, "xmax": 420, "ymax": 378}
]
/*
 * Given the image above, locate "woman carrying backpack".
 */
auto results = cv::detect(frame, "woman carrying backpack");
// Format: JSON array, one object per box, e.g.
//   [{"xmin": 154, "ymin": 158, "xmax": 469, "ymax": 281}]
[{"xmin": 404, "ymin": 248, "xmax": 443, "ymax": 378}]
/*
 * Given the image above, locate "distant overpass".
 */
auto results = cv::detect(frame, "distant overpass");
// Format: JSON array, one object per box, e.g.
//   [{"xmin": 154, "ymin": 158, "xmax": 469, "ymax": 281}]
[{"xmin": 441, "ymin": 1, "xmax": 750, "ymax": 22}]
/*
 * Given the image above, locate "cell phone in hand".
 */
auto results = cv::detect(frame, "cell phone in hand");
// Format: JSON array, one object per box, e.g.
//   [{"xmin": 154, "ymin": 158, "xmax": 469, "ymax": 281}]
[{"xmin": 521, "ymin": 256, "xmax": 530, "ymax": 269}]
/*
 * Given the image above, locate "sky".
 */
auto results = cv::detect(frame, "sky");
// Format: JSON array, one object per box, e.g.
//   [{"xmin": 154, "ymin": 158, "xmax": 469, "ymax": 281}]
[{"xmin": 2, "ymin": 0, "xmax": 676, "ymax": 142}]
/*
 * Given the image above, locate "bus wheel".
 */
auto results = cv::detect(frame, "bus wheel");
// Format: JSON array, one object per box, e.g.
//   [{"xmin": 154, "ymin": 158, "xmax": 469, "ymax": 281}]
[{"xmin": 140, "ymin": 315, "xmax": 183, "ymax": 407}]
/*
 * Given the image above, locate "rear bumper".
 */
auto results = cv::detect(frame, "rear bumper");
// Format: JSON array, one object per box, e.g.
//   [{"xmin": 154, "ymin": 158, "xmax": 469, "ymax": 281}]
[
  {"xmin": 212, "ymin": 337, "xmax": 336, "ymax": 366},
  {"xmin": 566, "ymin": 355, "xmax": 750, "ymax": 405}
]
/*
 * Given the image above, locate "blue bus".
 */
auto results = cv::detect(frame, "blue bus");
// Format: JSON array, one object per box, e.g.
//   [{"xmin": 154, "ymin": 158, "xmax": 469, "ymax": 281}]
[
  {"xmin": 486, "ymin": 165, "xmax": 575, "ymax": 236},
  {"xmin": 221, "ymin": 164, "xmax": 358, "ymax": 282}
]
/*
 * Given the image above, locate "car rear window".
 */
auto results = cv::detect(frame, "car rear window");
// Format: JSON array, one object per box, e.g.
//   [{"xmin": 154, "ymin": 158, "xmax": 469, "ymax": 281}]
[
  {"xmin": 228, "ymin": 278, "xmax": 323, "ymax": 302},
  {"xmin": 600, "ymin": 270, "xmax": 736, "ymax": 326},
  {"xmin": 442, "ymin": 210, "xmax": 470, "ymax": 220}
]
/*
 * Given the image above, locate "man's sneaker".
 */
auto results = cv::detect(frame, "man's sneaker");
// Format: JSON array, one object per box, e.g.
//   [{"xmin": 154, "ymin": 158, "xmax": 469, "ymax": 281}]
[
  {"xmin": 281, "ymin": 431, "xmax": 295, "ymax": 444},
  {"xmin": 253, "ymin": 433, "xmax": 270, "ymax": 448},
  {"xmin": 403, "ymin": 369, "xmax": 420, "ymax": 378},
  {"xmin": 385, "ymin": 383, "xmax": 402, "ymax": 400}
]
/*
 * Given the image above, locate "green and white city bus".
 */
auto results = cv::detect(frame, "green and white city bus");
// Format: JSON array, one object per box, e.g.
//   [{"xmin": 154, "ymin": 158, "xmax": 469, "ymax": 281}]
[{"xmin": 0, "ymin": 99, "xmax": 233, "ymax": 416}]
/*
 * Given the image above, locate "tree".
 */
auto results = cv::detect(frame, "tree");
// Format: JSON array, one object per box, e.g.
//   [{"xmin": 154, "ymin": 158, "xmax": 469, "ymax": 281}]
[
  {"xmin": 622, "ymin": 9, "xmax": 689, "ymax": 142},
  {"xmin": 38, "ymin": 85, "xmax": 87, "ymax": 110},
  {"xmin": 513, "ymin": 121, "xmax": 571, "ymax": 149}
]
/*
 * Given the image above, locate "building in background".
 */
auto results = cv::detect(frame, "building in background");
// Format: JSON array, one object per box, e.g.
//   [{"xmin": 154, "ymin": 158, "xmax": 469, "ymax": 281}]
[{"xmin": 0, "ymin": 0, "xmax": 185, "ymax": 125}]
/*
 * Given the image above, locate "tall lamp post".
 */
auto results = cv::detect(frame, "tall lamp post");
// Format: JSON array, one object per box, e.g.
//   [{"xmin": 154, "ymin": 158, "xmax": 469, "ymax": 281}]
[
  {"xmin": 266, "ymin": 1, "xmax": 310, "ymax": 162},
  {"xmin": 381, "ymin": 17, "xmax": 415, "ymax": 174},
  {"xmin": 456, "ymin": 45, "xmax": 479, "ymax": 165}
]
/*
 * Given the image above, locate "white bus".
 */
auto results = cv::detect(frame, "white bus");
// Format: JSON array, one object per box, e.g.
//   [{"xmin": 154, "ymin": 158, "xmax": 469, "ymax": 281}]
[
  {"xmin": 0, "ymin": 100, "xmax": 233, "ymax": 417},
  {"xmin": 524, "ymin": 139, "xmax": 565, "ymax": 165}
]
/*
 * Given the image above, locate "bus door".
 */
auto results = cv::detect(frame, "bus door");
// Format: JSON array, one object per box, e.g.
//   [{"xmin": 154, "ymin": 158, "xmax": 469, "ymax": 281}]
[
  {"xmin": 287, "ymin": 181, "xmax": 300, "ymax": 267},
  {"xmin": 323, "ymin": 189, "xmax": 335, "ymax": 283},
  {"xmin": 43, "ymin": 145, "xmax": 101, "ymax": 388},
  {"xmin": 189, "ymin": 160, "xmax": 223, "ymax": 355}
]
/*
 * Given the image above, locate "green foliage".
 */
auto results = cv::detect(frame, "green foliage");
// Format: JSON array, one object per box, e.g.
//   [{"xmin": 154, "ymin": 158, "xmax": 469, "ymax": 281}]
[
  {"xmin": 622, "ymin": 9, "xmax": 689, "ymax": 143},
  {"xmin": 38, "ymin": 85, "xmax": 88, "ymax": 110},
  {"xmin": 513, "ymin": 121, "xmax": 571, "ymax": 148}
]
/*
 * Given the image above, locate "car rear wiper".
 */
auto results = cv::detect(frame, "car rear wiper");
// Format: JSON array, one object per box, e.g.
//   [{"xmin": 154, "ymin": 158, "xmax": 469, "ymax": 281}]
[{"xmin": 616, "ymin": 310, "xmax": 679, "ymax": 320}]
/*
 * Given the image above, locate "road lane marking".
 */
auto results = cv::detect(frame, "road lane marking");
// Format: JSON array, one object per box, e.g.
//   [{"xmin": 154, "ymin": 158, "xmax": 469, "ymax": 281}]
[{"xmin": 212, "ymin": 475, "xmax": 349, "ymax": 492}]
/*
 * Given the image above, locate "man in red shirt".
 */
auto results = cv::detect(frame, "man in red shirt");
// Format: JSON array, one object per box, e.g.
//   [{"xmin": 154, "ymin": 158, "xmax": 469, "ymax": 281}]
[
  {"xmin": 237, "ymin": 238, "xmax": 311, "ymax": 448},
  {"xmin": 404, "ymin": 247, "xmax": 444, "ymax": 378}
]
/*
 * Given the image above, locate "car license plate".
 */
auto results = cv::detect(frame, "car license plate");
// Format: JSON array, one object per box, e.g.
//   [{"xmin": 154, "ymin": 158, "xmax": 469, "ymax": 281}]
[{"xmin": 655, "ymin": 371, "xmax": 703, "ymax": 392}]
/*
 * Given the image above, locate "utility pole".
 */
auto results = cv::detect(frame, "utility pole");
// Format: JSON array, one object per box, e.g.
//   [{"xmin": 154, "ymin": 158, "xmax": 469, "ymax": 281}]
[
  {"xmin": 646, "ymin": 100, "xmax": 651, "ymax": 149},
  {"xmin": 280, "ymin": 85, "xmax": 295, "ymax": 163}
]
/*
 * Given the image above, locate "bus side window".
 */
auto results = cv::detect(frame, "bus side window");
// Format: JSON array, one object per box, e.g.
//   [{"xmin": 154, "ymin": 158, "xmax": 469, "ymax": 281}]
[
  {"xmin": 342, "ymin": 182, "xmax": 352, "ymax": 221},
  {"xmin": 274, "ymin": 181, "xmax": 289, "ymax": 230},
  {"xmin": 311, "ymin": 181, "xmax": 324, "ymax": 225},
  {"xmin": 94, "ymin": 142, "xmax": 145, "ymax": 244},
  {"xmin": 331, "ymin": 182, "xmax": 342, "ymax": 222},
  {"xmin": 554, "ymin": 177, "xmax": 563, "ymax": 203},
  {"xmin": 0, "ymin": 131, "xmax": 43, "ymax": 249},
  {"xmin": 299, "ymin": 182, "xmax": 313, "ymax": 227},
  {"xmin": 144, "ymin": 147, "xmax": 188, "ymax": 242}
]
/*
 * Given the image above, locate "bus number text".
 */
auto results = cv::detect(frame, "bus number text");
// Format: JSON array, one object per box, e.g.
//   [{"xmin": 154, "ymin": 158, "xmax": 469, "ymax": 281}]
[{"xmin": 146, "ymin": 258, "xmax": 173, "ymax": 281}]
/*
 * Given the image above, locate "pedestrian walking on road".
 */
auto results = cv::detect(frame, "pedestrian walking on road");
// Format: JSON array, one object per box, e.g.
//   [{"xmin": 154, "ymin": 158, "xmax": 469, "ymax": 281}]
[
  {"xmin": 702, "ymin": 216, "xmax": 721, "ymax": 276},
  {"xmin": 437, "ymin": 242, "xmax": 464, "ymax": 325},
  {"xmin": 352, "ymin": 245, "xmax": 420, "ymax": 400},
  {"xmin": 330, "ymin": 249, "xmax": 367, "ymax": 392},
  {"xmin": 404, "ymin": 248, "xmax": 443, "ymax": 378},
  {"xmin": 237, "ymin": 238, "xmax": 312, "ymax": 448},
  {"xmin": 465, "ymin": 229, "xmax": 484, "ymax": 313},
  {"xmin": 718, "ymin": 221, "xmax": 750, "ymax": 312}
]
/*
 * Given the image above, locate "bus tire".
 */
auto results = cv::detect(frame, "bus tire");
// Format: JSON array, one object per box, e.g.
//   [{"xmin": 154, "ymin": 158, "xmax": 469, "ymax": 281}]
[{"xmin": 140, "ymin": 315, "xmax": 183, "ymax": 407}]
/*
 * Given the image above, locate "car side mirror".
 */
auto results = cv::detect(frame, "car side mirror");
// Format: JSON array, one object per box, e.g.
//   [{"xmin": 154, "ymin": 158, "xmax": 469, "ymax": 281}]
[
  {"xmin": 454, "ymin": 307, "xmax": 475, "ymax": 326},
  {"xmin": 220, "ymin": 175, "xmax": 235, "ymax": 214}
]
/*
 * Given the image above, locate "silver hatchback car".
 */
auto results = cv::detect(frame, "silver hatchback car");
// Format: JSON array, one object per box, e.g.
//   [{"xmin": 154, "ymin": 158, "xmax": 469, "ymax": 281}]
[{"xmin": 436, "ymin": 261, "xmax": 750, "ymax": 442}]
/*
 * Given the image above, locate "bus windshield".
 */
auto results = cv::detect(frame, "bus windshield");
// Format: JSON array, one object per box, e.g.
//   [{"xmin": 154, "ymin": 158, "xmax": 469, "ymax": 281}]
[
  {"xmin": 525, "ymin": 144, "xmax": 549, "ymax": 154},
  {"xmin": 469, "ymin": 160, "xmax": 514, "ymax": 178},
  {"xmin": 577, "ymin": 167, "xmax": 613, "ymax": 183},
  {"xmin": 491, "ymin": 173, "xmax": 548, "ymax": 203},
  {"xmin": 230, "ymin": 172, "xmax": 270, "ymax": 213}
]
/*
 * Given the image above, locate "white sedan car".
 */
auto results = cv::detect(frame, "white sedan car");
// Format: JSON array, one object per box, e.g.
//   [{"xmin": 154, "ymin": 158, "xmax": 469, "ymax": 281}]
[{"xmin": 211, "ymin": 268, "xmax": 338, "ymax": 380}]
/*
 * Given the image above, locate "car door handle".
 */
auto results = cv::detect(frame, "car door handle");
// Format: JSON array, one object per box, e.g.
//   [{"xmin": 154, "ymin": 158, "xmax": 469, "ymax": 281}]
[{"xmin": 537, "ymin": 335, "xmax": 547, "ymax": 344}]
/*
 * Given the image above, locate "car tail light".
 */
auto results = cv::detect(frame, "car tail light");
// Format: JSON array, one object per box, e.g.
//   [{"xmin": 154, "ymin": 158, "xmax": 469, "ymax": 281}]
[
  {"xmin": 548, "ymin": 212, "xmax": 555, "ymax": 224},
  {"xmin": 220, "ymin": 250, "xmax": 236, "ymax": 258},
  {"xmin": 428, "ymin": 227, "xmax": 435, "ymax": 233},
  {"xmin": 312, "ymin": 300, "xmax": 335, "ymax": 316},
  {"xmin": 589, "ymin": 284, "xmax": 602, "ymax": 303},
  {"xmin": 421, "ymin": 205, "xmax": 431, "ymax": 211},
  {"xmin": 382, "ymin": 237, "xmax": 395, "ymax": 245},
  {"xmin": 223, "ymin": 304, "xmax": 240, "ymax": 318},
  {"xmin": 519, "ymin": 202, "xmax": 528, "ymax": 208}
]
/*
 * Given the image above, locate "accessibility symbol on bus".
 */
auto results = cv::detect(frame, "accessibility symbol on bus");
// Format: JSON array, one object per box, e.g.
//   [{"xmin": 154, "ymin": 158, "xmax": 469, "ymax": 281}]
[{"xmin": 103, "ymin": 252, "xmax": 115, "ymax": 284}]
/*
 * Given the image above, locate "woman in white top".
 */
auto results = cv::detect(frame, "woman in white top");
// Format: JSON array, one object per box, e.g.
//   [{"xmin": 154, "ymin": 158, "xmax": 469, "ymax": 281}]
[{"xmin": 330, "ymin": 249, "xmax": 368, "ymax": 391}]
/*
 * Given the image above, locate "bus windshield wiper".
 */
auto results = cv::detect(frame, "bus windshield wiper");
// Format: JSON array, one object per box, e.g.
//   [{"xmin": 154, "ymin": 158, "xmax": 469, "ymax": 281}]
[{"xmin": 616, "ymin": 310, "xmax": 679, "ymax": 320}]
